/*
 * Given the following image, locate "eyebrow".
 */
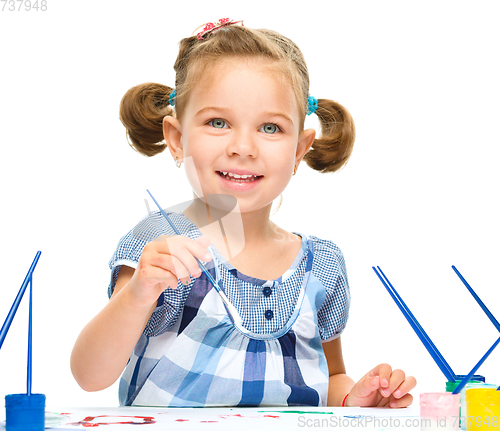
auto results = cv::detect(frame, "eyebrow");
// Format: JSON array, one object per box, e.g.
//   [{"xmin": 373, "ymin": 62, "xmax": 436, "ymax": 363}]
[
  {"xmin": 195, "ymin": 106, "xmax": 231, "ymax": 117},
  {"xmin": 195, "ymin": 107, "xmax": 294, "ymax": 124},
  {"xmin": 263, "ymin": 111, "xmax": 294, "ymax": 124}
]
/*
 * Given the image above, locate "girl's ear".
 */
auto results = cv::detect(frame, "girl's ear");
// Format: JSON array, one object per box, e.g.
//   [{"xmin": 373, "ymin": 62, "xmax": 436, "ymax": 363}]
[
  {"xmin": 295, "ymin": 128, "xmax": 316, "ymax": 165},
  {"xmin": 163, "ymin": 116, "xmax": 183, "ymax": 160}
]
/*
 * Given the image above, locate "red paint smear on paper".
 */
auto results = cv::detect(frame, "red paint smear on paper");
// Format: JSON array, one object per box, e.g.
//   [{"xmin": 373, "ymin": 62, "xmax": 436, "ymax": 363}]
[
  {"xmin": 218, "ymin": 413, "xmax": 280, "ymax": 420},
  {"xmin": 68, "ymin": 415, "xmax": 155, "ymax": 427},
  {"xmin": 175, "ymin": 419, "xmax": 189, "ymax": 422},
  {"xmin": 219, "ymin": 414, "xmax": 244, "ymax": 419}
]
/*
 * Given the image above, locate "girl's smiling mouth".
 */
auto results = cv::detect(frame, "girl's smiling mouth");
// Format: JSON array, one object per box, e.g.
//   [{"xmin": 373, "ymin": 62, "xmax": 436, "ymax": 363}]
[
  {"xmin": 216, "ymin": 170, "xmax": 264, "ymax": 189},
  {"xmin": 216, "ymin": 171, "xmax": 264, "ymax": 183}
]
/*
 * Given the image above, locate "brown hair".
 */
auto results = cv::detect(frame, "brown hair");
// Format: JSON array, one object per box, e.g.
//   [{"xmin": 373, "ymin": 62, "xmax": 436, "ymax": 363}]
[{"xmin": 119, "ymin": 24, "xmax": 355, "ymax": 173}]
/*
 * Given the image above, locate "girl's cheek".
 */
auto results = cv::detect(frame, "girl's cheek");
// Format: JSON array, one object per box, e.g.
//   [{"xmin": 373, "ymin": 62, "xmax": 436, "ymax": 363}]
[{"xmin": 183, "ymin": 156, "xmax": 205, "ymax": 196}]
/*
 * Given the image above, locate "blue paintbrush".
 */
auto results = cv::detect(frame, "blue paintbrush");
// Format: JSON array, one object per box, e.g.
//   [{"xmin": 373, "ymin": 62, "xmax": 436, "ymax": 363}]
[
  {"xmin": 376, "ymin": 266, "xmax": 456, "ymax": 381},
  {"xmin": 146, "ymin": 189, "xmax": 242, "ymax": 326},
  {"xmin": 0, "ymin": 251, "xmax": 41, "ymax": 351},
  {"xmin": 452, "ymin": 336, "xmax": 500, "ymax": 394},
  {"xmin": 451, "ymin": 266, "xmax": 500, "ymax": 391},
  {"xmin": 27, "ymin": 274, "xmax": 33, "ymax": 395},
  {"xmin": 451, "ymin": 265, "xmax": 500, "ymax": 332},
  {"xmin": 373, "ymin": 266, "xmax": 456, "ymax": 382},
  {"xmin": 2, "ymin": 252, "xmax": 45, "ymax": 431}
]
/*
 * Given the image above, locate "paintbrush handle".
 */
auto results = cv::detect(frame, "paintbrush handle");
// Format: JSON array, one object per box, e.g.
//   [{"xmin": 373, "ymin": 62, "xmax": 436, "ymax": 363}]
[
  {"xmin": 452, "ymin": 266, "xmax": 500, "ymax": 332},
  {"xmin": 0, "ymin": 251, "xmax": 42, "ymax": 351},
  {"xmin": 146, "ymin": 190, "xmax": 182, "ymax": 236},
  {"xmin": 27, "ymin": 274, "xmax": 33, "ymax": 395},
  {"xmin": 376, "ymin": 266, "xmax": 456, "ymax": 381},
  {"xmin": 373, "ymin": 267, "xmax": 456, "ymax": 382},
  {"xmin": 453, "ymin": 336, "xmax": 500, "ymax": 394}
]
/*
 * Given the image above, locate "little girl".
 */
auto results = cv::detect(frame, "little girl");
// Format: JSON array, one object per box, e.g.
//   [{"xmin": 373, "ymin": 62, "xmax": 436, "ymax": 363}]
[{"xmin": 71, "ymin": 18, "xmax": 416, "ymax": 407}]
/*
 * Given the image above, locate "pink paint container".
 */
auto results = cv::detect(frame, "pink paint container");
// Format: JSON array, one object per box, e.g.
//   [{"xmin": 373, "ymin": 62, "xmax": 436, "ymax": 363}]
[{"xmin": 421, "ymin": 392, "xmax": 461, "ymax": 431}]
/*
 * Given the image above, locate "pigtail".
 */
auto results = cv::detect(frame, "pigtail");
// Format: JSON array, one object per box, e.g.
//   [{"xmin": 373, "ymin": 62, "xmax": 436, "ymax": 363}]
[
  {"xmin": 119, "ymin": 83, "xmax": 175, "ymax": 157},
  {"xmin": 304, "ymin": 99, "xmax": 356, "ymax": 173}
]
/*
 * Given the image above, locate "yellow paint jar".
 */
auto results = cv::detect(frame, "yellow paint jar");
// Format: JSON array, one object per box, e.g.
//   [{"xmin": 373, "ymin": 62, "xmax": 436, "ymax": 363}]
[
  {"xmin": 446, "ymin": 380, "xmax": 497, "ymax": 430},
  {"xmin": 466, "ymin": 388, "xmax": 500, "ymax": 430}
]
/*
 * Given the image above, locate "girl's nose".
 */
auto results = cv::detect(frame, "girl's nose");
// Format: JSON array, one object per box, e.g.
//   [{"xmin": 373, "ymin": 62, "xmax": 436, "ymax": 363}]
[{"xmin": 226, "ymin": 130, "xmax": 258, "ymax": 158}]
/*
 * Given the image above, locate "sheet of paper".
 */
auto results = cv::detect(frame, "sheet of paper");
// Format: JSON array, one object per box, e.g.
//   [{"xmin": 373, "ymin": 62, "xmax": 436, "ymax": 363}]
[{"xmin": 0, "ymin": 405, "xmax": 423, "ymax": 430}]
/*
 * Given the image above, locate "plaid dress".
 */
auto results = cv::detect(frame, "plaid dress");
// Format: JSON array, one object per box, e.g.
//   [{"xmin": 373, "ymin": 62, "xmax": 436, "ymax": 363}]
[{"xmin": 108, "ymin": 210, "xmax": 350, "ymax": 407}]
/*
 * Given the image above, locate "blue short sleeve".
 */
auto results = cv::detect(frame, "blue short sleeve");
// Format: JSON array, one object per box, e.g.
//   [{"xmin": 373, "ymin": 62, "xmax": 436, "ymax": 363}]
[
  {"xmin": 310, "ymin": 236, "xmax": 350, "ymax": 342},
  {"xmin": 107, "ymin": 212, "xmax": 186, "ymax": 337}
]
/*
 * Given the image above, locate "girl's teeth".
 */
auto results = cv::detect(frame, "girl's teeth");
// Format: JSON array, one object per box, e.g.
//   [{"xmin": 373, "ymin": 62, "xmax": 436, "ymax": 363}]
[
  {"xmin": 232, "ymin": 174, "xmax": 249, "ymax": 178},
  {"xmin": 219, "ymin": 171, "xmax": 260, "ymax": 182}
]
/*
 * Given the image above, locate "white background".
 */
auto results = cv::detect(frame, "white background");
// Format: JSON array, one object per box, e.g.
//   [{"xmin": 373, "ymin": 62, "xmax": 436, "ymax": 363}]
[{"xmin": 1, "ymin": 0, "xmax": 499, "ymax": 410}]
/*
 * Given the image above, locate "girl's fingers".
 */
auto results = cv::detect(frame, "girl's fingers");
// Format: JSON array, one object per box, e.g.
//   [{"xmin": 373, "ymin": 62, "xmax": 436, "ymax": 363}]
[
  {"xmin": 389, "ymin": 392, "xmax": 414, "ymax": 408},
  {"xmin": 379, "ymin": 368, "xmax": 406, "ymax": 398},
  {"xmin": 149, "ymin": 234, "xmax": 213, "ymax": 283},
  {"xmin": 353, "ymin": 374, "xmax": 380, "ymax": 398},
  {"xmin": 367, "ymin": 363, "xmax": 393, "ymax": 392},
  {"xmin": 194, "ymin": 234, "xmax": 212, "ymax": 249},
  {"xmin": 155, "ymin": 234, "xmax": 213, "ymax": 264},
  {"xmin": 149, "ymin": 248, "xmax": 194, "ymax": 284},
  {"xmin": 392, "ymin": 375, "xmax": 417, "ymax": 399}
]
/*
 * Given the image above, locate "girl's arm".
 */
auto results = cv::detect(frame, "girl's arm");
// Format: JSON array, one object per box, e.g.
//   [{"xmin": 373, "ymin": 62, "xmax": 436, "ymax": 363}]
[
  {"xmin": 323, "ymin": 337, "xmax": 355, "ymax": 406},
  {"xmin": 70, "ymin": 266, "xmax": 156, "ymax": 391},
  {"xmin": 70, "ymin": 234, "xmax": 212, "ymax": 392}
]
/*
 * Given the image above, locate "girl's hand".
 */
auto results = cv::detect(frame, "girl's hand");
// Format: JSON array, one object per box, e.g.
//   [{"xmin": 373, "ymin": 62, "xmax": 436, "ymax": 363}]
[
  {"xmin": 345, "ymin": 363, "xmax": 416, "ymax": 408},
  {"xmin": 125, "ymin": 234, "xmax": 212, "ymax": 308}
]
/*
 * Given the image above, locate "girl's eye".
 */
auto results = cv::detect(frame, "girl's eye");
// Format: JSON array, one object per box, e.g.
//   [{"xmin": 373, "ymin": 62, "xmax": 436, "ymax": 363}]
[
  {"xmin": 260, "ymin": 123, "xmax": 281, "ymax": 134},
  {"xmin": 208, "ymin": 119, "xmax": 228, "ymax": 129}
]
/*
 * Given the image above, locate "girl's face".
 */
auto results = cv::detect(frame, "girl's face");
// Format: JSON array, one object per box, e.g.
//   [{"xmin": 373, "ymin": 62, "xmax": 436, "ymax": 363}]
[{"xmin": 165, "ymin": 58, "xmax": 315, "ymax": 215}]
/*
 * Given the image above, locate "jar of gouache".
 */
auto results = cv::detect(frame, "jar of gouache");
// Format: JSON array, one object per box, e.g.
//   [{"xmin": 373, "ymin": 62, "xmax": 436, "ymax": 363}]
[
  {"xmin": 446, "ymin": 375, "xmax": 496, "ymax": 430},
  {"xmin": 421, "ymin": 392, "xmax": 460, "ymax": 431},
  {"xmin": 465, "ymin": 388, "xmax": 500, "ymax": 430},
  {"xmin": 5, "ymin": 393, "xmax": 45, "ymax": 431}
]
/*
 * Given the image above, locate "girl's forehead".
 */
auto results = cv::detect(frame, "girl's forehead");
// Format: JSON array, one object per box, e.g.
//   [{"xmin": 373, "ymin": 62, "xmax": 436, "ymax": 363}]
[{"xmin": 188, "ymin": 57, "xmax": 297, "ymax": 107}]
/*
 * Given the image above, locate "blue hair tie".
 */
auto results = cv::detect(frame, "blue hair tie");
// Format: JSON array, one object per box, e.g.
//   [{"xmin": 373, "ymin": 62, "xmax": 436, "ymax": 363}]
[
  {"xmin": 307, "ymin": 95, "xmax": 318, "ymax": 116},
  {"xmin": 168, "ymin": 89, "xmax": 176, "ymax": 107}
]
